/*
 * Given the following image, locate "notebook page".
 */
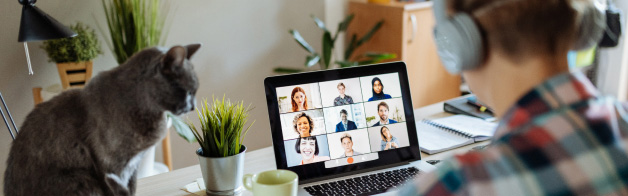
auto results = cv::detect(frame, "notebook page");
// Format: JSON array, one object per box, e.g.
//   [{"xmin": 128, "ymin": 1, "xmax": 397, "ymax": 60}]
[
  {"xmin": 431, "ymin": 115, "xmax": 497, "ymax": 137},
  {"xmin": 416, "ymin": 121, "xmax": 473, "ymax": 154}
]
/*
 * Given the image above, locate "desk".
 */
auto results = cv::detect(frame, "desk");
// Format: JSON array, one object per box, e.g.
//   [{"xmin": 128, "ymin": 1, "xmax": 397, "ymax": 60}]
[{"xmin": 137, "ymin": 101, "xmax": 490, "ymax": 196}]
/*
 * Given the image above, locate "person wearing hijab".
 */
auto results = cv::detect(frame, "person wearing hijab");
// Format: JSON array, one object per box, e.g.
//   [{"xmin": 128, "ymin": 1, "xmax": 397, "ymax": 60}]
[{"xmin": 367, "ymin": 77, "xmax": 391, "ymax": 101}]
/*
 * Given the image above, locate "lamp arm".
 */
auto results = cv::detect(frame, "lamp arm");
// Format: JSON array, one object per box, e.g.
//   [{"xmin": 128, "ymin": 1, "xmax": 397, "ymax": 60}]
[{"xmin": 0, "ymin": 92, "xmax": 18, "ymax": 140}]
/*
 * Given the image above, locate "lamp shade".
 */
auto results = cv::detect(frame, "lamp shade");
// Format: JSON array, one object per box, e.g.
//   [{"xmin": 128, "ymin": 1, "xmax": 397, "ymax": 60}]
[{"xmin": 18, "ymin": 4, "xmax": 76, "ymax": 42}]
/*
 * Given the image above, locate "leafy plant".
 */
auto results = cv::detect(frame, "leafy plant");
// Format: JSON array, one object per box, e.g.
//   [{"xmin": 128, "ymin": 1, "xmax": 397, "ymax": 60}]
[
  {"xmin": 275, "ymin": 14, "xmax": 396, "ymax": 73},
  {"xmin": 366, "ymin": 116, "xmax": 376, "ymax": 124},
  {"xmin": 172, "ymin": 96, "xmax": 255, "ymax": 157},
  {"xmin": 41, "ymin": 22, "xmax": 103, "ymax": 63},
  {"xmin": 101, "ymin": 0, "xmax": 170, "ymax": 64}
]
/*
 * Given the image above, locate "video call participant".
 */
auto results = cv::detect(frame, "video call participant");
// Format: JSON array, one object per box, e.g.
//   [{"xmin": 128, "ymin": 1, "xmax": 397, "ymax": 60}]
[
  {"xmin": 295, "ymin": 136, "xmax": 330, "ymax": 165},
  {"xmin": 401, "ymin": 0, "xmax": 628, "ymax": 195},
  {"xmin": 339, "ymin": 133, "xmax": 361, "ymax": 158},
  {"xmin": 372, "ymin": 102, "xmax": 397, "ymax": 127},
  {"xmin": 379, "ymin": 126, "xmax": 398, "ymax": 151},
  {"xmin": 291, "ymin": 87, "xmax": 308, "ymax": 112},
  {"xmin": 334, "ymin": 83, "xmax": 354, "ymax": 106},
  {"xmin": 335, "ymin": 109, "xmax": 357, "ymax": 132},
  {"xmin": 293, "ymin": 112, "xmax": 314, "ymax": 138},
  {"xmin": 367, "ymin": 77, "xmax": 391, "ymax": 101}
]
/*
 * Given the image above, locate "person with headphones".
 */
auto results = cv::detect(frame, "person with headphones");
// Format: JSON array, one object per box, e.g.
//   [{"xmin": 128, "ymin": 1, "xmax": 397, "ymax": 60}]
[{"xmin": 400, "ymin": 0, "xmax": 628, "ymax": 195}]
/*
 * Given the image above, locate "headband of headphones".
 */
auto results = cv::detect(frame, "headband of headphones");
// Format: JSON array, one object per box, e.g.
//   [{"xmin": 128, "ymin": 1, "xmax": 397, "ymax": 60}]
[{"xmin": 432, "ymin": 0, "xmax": 606, "ymax": 74}]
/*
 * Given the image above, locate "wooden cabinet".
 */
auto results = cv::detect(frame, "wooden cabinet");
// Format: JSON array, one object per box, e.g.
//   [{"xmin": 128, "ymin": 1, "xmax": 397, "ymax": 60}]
[{"xmin": 347, "ymin": 1, "xmax": 461, "ymax": 108}]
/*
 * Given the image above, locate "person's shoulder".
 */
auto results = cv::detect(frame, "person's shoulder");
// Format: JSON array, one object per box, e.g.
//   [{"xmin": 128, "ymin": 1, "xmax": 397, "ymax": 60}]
[
  {"xmin": 385, "ymin": 94, "xmax": 392, "ymax": 98},
  {"xmin": 368, "ymin": 97, "xmax": 374, "ymax": 101}
]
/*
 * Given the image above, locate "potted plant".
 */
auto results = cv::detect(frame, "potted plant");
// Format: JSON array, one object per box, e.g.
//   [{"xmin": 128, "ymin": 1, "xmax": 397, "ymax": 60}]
[
  {"xmin": 101, "ymin": 0, "xmax": 170, "ymax": 64},
  {"xmin": 41, "ymin": 22, "xmax": 102, "ymax": 89},
  {"xmin": 171, "ymin": 96, "xmax": 254, "ymax": 196}
]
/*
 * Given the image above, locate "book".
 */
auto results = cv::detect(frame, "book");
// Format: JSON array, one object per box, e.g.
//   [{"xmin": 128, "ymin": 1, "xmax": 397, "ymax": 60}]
[
  {"xmin": 417, "ymin": 114, "xmax": 498, "ymax": 154},
  {"xmin": 443, "ymin": 94, "xmax": 496, "ymax": 121}
]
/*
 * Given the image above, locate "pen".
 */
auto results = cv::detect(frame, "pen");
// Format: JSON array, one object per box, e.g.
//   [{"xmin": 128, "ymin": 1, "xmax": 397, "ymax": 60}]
[{"xmin": 466, "ymin": 99, "xmax": 493, "ymax": 114}]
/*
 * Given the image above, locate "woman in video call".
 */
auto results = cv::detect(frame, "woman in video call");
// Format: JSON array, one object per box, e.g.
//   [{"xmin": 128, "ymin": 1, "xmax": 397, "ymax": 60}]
[
  {"xmin": 400, "ymin": 0, "xmax": 628, "ymax": 195},
  {"xmin": 293, "ymin": 112, "xmax": 314, "ymax": 137},
  {"xmin": 380, "ymin": 126, "xmax": 398, "ymax": 150},
  {"xmin": 339, "ymin": 133, "xmax": 361, "ymax": 158},
  {"xmin": 295, "ymin": 136, "xmax": 330, "ymax": 165},
  {"xmin": 367, "ymin": 77, "xmax": 392, "ymax": 101},
  {"xmin": 291, "ymin": 87, "xmax": 308, "ymax": 112}
]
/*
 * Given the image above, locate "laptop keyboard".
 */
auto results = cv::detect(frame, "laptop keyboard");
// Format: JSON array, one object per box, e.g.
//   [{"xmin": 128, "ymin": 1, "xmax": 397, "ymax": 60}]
[{"xmin": 304, "ymin": 167, "xmax": 421, "ymax": 196}]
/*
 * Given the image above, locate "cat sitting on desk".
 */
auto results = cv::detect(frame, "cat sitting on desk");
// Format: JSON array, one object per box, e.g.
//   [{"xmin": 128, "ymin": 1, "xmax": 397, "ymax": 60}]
[{"xmin": 4, "ymin": 44, "xmax": 201, "ymax": 196}]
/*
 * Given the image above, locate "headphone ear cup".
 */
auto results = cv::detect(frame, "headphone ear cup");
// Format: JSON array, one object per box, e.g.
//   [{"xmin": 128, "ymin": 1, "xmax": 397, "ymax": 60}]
[
  {"xmin": 433, "ymin": 13, "xmax": 484, "ymax": 74},
  {"xmin": 573, "ymin": 2, "xmax": 606, "ymax": 50}
]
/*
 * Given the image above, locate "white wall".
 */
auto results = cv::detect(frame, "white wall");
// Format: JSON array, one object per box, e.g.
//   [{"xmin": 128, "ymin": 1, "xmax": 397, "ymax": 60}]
[{"xmin": 0, "ymin": 0, "xmax": 329, "ymax": 190}]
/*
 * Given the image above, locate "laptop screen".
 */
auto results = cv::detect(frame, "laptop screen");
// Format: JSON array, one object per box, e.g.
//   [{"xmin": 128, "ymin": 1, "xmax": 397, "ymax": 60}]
[{"xmin": 265, "ymin": 62, "xmax": 421, "ymax": 183}]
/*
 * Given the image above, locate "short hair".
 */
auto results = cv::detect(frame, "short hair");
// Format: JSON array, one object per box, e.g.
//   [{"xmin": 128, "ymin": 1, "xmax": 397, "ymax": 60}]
[
  {"xmin": 380, "ymin": 126, "xmax": 391, "ymax": 140},
  {"xmin": 339, "ymin": 109, "xmax": 348, "ymax": 116},
  {"xmin": 377, "ymin": 102, "xmax": 389, "ymax": 111},
  {"xmin": 337, "ymin": 83, "xmax": 345, "ymax": 89},
  {"xmin": 340, "ymin": 133, "xmax": 352, "ymax": 143},
  {"xmin": 291, "ymin": 87, "xmax": 308, "ymax": 112},
  {"xmin": 293, "ymin": 112, "xmax": 314, "ymax": 135},
  {"xmin": 295, "ymin": 136, "xmax": 319, "ymax": 155},
  {"xmin": 447, "ymin": 0, "xmax": 585, "ymax": 62}
]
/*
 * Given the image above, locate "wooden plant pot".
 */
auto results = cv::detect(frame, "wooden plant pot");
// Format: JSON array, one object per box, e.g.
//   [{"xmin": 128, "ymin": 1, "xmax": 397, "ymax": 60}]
[{"xmin": 56, "ymin": 61, "xmax": 93, "ymax": 89}]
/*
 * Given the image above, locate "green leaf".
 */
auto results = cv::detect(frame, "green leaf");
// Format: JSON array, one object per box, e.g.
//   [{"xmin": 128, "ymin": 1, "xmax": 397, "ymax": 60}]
[
  {"xmin": 306, "ymin": 54, "xmax": 321, "ymax": 67},
  {"xmin": 333, "ymin": 14, "xmax": 355, "ymax": 42},
  {"xmin": 167, "ymin": 113, "xmax": 197, "ymax": 143},
  {"xmin": 322, "ymin": 31, "xmax": 333, "ymax": 69},
  {"xmin": 289, "ymin": 30, "xmax": 315, "ymax": 54},
  {"xmin": 311, "ymin": 15, "xmax": 328, "ymax": 32},
  {"xmin": 336, "ymin": 61, "xmax": 359, "ymax": 68},
  {"xmin": 357, "ymin": 20, "xmax": 384, "ymax": 46},
  {"xmin": 344, "ymin": 34, "xmax": 358, "ymax": 60},
  {"xmin": 273, "ymin": 67, "xmax": 305, "ymax": 73}
]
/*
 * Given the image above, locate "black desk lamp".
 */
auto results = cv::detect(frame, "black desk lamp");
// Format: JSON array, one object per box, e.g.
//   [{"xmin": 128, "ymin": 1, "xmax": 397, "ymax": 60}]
[{"xmin": 2, "ymin": 0, "xmax": 77, "ymax": 140}]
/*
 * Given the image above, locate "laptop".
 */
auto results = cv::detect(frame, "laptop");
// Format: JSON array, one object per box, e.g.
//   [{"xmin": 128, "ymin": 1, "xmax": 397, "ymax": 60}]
[{"xmin": 264, "ymin": 62, "xmax": 436, "ymax": 195}]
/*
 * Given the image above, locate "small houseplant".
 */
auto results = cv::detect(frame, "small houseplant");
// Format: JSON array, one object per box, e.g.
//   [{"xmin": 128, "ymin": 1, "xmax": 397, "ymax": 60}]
[
  {"xmin": 275, "ymin": 14, "xmax": 396, "ymax": 73},
  {"xmin": 101, "ymin": 0, "xmax": 170, "ymax": 64},
  {"xmin": 171, "ymin": 96, "xmax": 254, "ymax": 196},
  {"xmin": 41, "ymin": 22, "xmax": 102, "ymax": 89}
]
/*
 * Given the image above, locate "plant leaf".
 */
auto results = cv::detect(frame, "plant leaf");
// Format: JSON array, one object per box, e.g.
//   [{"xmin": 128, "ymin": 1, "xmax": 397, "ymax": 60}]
[
  {"xmin": 273, "ymin": 67, "xmax": 304, "ymax": 73},
  {"xmin": 358, "ymin": 53, "xmax": 397, "ymax": 65},
  {"xmin": 167, "ymin": 112, "xmax": 196, "ymax": 143},
  {"xmin": 289, "ymin": 30, "xmax": 315, "ymax": 54},
  {"xmin": 344, "ymin": 34, "xmax": 358, "ymax": 60},
  {"xmin": 333, "ymin": 14, "xmax": 355, "ymax": 42},
  {"xmin": 357, "ymin": 20, "xmax": 384, "ymax": 46},
  {"xmin": 322, "ymin": 31, "xmax": 333, "ymax": 69},
  {"xmin": 311, "ymin": 15, "xmax": 328, "ymax": 32},
  {"xmin": 306, "ymin": 54, "xmax": 320, "ymax": 67},
  {"xmin": 336, "ymin": 61, "xmax": 359, "ymax": 68}
]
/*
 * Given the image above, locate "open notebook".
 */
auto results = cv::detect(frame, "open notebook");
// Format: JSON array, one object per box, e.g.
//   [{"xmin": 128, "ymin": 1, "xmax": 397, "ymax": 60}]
[{"xmin": 417, "ymin": 115, "xmax": 498, "ymax": 154}]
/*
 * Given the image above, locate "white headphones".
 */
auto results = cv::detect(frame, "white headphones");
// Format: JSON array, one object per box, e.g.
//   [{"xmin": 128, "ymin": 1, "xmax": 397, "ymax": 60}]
[{"xmin": 433, "ymin": 0, "xmax": 606, "ymax": 74}]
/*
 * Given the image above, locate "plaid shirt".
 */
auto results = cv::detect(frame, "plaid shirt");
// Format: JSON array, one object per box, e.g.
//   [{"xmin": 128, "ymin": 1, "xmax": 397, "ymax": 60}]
[{"xmin": 400, "ymin": 72, "xmax": 628, "ymax": 195}]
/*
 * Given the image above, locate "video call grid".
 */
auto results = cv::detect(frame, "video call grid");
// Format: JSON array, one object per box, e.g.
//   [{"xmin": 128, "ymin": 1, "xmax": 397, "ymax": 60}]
[{"xmin": 276, "ymin": 74, "xmax": 411, "ymax": 166}]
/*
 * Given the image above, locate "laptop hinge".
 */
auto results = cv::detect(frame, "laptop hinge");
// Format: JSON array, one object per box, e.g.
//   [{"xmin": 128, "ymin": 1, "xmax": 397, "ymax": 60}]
[{"xmin": 299, "ymin": 162, "xmax": 410, "ymax": 185}]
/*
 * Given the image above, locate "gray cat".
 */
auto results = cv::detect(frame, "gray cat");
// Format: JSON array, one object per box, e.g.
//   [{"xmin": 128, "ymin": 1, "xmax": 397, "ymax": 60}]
[{"xmin": 4, "ymin": 44, "xmax": 201, "ymax": 196}]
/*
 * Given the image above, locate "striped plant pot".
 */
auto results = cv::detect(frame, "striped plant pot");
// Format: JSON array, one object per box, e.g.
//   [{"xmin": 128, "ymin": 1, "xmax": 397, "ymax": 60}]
[{"xmin": 56, "ymin": 61, "xmax": 93, "ymax": 89}]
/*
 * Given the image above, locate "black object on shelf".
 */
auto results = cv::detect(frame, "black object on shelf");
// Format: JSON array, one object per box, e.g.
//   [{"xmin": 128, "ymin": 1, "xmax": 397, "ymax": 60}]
[{"xmin": 443, "ymin": 94, "xmax": 496, "ymax": 121}]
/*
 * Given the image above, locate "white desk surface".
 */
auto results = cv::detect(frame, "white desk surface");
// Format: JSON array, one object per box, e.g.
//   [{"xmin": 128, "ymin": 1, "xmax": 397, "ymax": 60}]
[{"xmin": 136, "ymin": 101, "xmax": 491, "ymax": 196}]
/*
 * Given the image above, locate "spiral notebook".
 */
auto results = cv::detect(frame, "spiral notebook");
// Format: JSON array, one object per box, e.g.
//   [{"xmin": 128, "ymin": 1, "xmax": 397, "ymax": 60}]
[{"xmin": 417, "ymin": 114, "xmax": 498, "ymax": 154}]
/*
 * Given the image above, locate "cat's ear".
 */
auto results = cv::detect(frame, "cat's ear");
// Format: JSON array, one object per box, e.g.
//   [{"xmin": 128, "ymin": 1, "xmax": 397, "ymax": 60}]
[
  {"xmin": 185, "ymin": 43, "xmax": 201, "ymax": 59},
  {"xmin": 162, "ymin": 46, "xmax": 186, "ymax": 74}
]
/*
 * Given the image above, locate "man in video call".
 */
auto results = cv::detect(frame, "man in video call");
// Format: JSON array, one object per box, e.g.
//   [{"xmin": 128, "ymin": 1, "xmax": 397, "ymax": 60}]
[
  {"xmin": 333, "ymin": 82, "xmax": 354, "ymax": 106},
  {"xmin": 339, "ymin": 133, "xmax": 361, "ymax": 158},
  {"xmin": 335, "ymin": 109, "xmax": 357, "ymax": 132},
  {"xmin": 372, "ymin": 102, "xmax": 397, "ymax": 127}
]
